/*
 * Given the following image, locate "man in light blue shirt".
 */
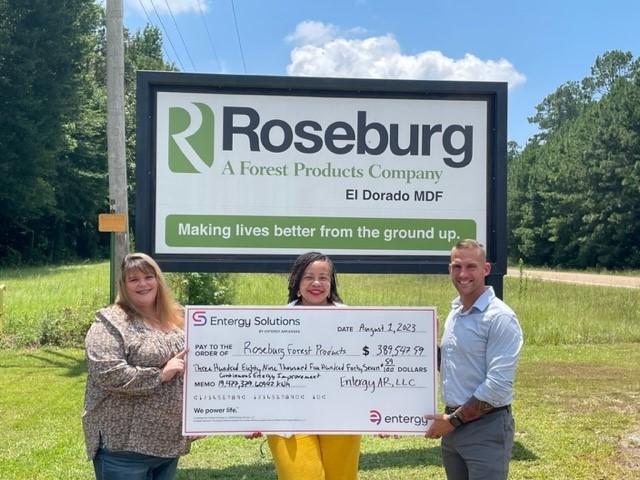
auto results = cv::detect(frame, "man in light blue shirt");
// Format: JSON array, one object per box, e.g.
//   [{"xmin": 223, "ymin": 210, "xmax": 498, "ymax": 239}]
[{"xmin": 425, "ymin": 239, "xmax": 523, "ymax": 480}]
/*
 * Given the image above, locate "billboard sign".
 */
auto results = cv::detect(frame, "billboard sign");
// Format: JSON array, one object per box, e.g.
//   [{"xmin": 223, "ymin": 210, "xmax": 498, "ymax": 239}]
[{"xmin": 136, "ymin": 72, "xmax": 506, "ymax": 273}]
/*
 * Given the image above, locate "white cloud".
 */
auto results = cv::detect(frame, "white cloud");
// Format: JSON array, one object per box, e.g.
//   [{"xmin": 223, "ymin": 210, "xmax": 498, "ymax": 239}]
[
  {"xmin": 286, "ymin": 20, "xmax": 338, "ymax": 46},
  {"xmin": 286, "ymin": 21, "xmax": 369, "ymax": 46},
  {"xmin": 129, "ymin": 0, "xmax": 205, "ymax": 15},
  {"xmin": 286, "ymin": 23, "xmax": 526, "ymax": 89}
]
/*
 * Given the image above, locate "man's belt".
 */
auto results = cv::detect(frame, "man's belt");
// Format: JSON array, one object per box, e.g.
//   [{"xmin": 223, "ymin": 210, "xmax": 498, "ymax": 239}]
[{"xmin": 444, "ymin": 405, "xmax": 511, "ymax": 415}]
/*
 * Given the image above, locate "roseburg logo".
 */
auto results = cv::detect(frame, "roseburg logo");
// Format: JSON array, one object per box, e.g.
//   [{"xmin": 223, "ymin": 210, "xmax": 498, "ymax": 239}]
[
  {"xmin": 168, "ymin": 102, "xmax": 215, "ymax": 173},
  {"xmin": 191, "ymin": 310, "xmax": 207, "ymax": 326},
  {"xmin": 369, "ymin": 409, "xmax": 382, "ymax": 425}
]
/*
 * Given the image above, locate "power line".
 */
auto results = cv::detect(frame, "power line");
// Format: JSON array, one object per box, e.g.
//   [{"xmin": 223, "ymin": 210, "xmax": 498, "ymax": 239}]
[
  {"xmin": 136, "ymin": 0, "xmax": 177, "ymax": 68},
  {"xmin": 163, "ymin": 0, "xmax": 197, "ymax": 71},
  {"xmin": 230, "ymin": 0, "xmax": 247, "ymax": 73},
  {"xmin": 196, "ymin": 0, "xmax": 221, "ymax": 71},
  {"xmin": 148, "ymin": 0, "xmax": 185, "ymax": 70}
]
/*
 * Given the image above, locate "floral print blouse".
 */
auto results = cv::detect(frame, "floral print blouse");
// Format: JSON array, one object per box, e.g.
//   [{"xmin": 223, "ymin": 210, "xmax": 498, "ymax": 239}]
[{"xmin": 82, "ymin": 304, "xmax": 190, "ymax": 459}]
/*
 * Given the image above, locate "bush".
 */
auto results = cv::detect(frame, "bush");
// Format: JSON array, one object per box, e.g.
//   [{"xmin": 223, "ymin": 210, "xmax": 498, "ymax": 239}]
[
  {"xmin": 167, "ymin": 272, "xmax": 235, "ymax": 306},
  {"xmin": 38, "ymin": 306, "xmax": 94, "ymax": 347}
]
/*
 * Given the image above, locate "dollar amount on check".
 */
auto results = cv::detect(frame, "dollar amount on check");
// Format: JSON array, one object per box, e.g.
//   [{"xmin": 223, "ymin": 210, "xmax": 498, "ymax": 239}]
[{"xmin": 183, "ymin": 306, "xmax": 437, "ymax": 435}]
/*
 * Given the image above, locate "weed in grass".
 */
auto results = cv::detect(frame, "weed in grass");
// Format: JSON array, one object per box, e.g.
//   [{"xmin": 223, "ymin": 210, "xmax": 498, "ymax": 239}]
[
  {"xmin": 38, "ymin": 307, "xmax": 90, "ymax": 347},
  {"xmin": 518, "ymin": 258, "xmax": 529, "ymax": 300}
]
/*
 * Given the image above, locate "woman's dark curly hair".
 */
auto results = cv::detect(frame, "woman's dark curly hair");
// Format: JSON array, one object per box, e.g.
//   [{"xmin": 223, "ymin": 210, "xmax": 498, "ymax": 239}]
[{"xmin": 287, "ymin": 251, "xmax": 342, "ymax": 304}]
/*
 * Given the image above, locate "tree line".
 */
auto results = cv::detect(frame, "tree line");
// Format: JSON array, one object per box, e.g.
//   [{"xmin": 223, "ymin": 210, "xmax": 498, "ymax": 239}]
[
  {"xmin": 0, "ymin": 1, "xmax": 172, "ymax": 265},
  {"xmin": 508, "ymin": 50, "xmax": 640, "ymax": 269},
  {"xmin": 1, "ymin": 2, "xmax": 638, "ymax": 269}
]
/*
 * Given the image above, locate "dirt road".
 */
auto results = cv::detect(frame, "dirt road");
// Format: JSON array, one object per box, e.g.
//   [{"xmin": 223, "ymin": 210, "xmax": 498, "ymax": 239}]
[{"xmin": 506, "ymin": 268, "xmax": 640, "ymax": 288}]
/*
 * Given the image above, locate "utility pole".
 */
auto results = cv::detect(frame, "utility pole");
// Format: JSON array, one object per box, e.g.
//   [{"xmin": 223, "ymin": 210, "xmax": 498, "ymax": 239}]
[{"xmin": 106, "ymin": 0, "xmax": 129, "ymax": 295}]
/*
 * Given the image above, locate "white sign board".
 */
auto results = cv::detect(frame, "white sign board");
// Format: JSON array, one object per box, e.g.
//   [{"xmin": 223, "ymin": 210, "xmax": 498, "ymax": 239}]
[
  {"xmin": 183, "ymin": 306, "xmax": 437, "ymax": 435},
  {"xmin": 154, "ymin": 92, "xmax": 486, "ymax": 256}
]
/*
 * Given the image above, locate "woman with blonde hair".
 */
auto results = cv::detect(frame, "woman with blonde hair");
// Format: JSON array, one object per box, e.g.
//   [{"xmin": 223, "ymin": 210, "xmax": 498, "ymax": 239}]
[{"xmin": 82, "ymin": 252, "xmax": 191, "ymax": 480}]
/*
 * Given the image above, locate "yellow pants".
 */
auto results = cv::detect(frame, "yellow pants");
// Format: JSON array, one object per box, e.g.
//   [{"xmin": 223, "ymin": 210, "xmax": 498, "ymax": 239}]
[{"xmin": 267, "ymin": 434, "xmax": 361, "ymax": 480}]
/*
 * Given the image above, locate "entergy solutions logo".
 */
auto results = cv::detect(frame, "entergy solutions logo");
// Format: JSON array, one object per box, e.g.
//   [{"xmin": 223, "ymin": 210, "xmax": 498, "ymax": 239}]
[
  {"xmin": 191, "ymin": 310, "xmax": 207, "ymax": 326},
  {"xmin": 168, "ymin": 102, "xmax": 215, "ymax": 173}
]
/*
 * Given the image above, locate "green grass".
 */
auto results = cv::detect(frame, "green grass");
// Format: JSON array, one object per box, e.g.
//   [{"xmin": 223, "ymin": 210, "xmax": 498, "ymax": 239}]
[
  {"xmin": 184, "ymin": 269, "xmax": 640, "ymax": 347},
  {"xmin": 0, "ymin": 262, "xmax": 639, "ymax": 478},
  {"xmin": 1, "ymin": 344, "xmax": 638, "ymax": 479},
  {"xmin": 508, "ymin": 275, "xmax": 640, "ymax": 344},
  {"xmin": 0, "ymin": 262, "xmax": 109, "ymax": 347},
  {"xmin": 232, "ymin": 271, "xmax": 640, "ymax": 346},
  {"xmin": 232, "ymin": 271, "xmax": 453, "ymax": 310},
  {"xmin": 1, "ymin": 263, "xmax": 639, "ymax": 347},
  {"xmin": 233, "ymin": 272, "xmax": 288, "ymax": 306},
  {"xmin": 0, "ymin": 349, "xmax": 90, "ymax": 480}
]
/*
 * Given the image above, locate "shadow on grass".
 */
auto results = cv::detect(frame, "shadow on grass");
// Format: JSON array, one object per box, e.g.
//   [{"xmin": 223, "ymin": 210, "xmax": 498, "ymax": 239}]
[
  {"xmin": 512, "ymin": 440, "xmax": 538, "ymax": 461},
  {"xmin": 176, "ymin": 446, "xmax": 441, "ymax": 479},
  {"xmin": 177, "ymin": 463, "xmax": 275, "ymax": 480},
  {"xmin": 25, "ymin": 348, "xmax": 87, "ymax": 377},
  {"xmin": 360, "ymin": 441, "xmax": 536, "ymax": 469},
  {"xmin": 360, "ymin": 446, "xmax": 442, "ymax": 469},
  {"xmin": 176, "ymin": 442, "xmax": 536, "ymax": 479}
]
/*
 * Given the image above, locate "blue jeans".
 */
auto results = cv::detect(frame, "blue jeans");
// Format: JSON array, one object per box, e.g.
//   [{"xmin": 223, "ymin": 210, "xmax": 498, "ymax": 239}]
[{"xmin": 93, "ymin": 448, "xmax": 179, "ymax": 480}]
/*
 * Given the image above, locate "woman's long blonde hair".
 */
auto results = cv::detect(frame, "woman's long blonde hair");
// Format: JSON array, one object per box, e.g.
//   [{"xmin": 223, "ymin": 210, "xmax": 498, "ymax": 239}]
[{"xmin": 115, "ymin": 252, "xmax": 183, "ymax": 329}]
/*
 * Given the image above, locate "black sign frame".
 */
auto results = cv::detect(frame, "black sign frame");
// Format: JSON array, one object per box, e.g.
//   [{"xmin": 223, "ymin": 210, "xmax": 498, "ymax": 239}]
[{"xmin": 136, "ymin": 71, "xmax": 507, "ymax": 291}]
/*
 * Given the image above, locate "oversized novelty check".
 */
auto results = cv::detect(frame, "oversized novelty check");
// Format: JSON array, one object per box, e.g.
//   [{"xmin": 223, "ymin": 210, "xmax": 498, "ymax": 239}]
[{"xmin": 183, "ymin": 306, "xmax": 437, "ymax": 435}]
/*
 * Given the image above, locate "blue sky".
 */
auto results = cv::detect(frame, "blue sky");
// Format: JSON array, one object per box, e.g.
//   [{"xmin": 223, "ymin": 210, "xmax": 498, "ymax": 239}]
[{"xmin": 123, "ymin": 0, "xmax": 640, "ymax": 146}]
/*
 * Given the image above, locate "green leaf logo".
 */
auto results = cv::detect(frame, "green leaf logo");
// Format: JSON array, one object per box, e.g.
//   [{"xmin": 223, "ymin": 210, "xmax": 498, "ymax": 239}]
[{"xmin": 168, "ymin": 102, "xmax": 215, "ymax": 173}]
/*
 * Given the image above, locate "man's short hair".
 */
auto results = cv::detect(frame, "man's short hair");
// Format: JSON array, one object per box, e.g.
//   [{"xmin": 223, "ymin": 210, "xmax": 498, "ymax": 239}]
[{"xmin": 452, "ymin": 239, "xmax": 486, "ymax": 261}]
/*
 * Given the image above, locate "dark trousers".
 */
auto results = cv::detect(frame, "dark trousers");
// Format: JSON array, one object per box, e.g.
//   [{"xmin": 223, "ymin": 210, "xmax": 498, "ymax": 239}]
[
  {"xmin": 441, "ymin": 408, "xmax": 514, "ymax": 480},
  {"xmin": 93, "ymin": 448, "xmax": 179, "ymax": 480}
]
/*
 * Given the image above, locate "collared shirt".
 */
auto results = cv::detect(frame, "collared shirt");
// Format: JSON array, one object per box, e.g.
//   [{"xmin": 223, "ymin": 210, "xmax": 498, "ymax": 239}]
[{"xmin": 440, "ymin": 286, "xmax": 523, "ymax": 408}]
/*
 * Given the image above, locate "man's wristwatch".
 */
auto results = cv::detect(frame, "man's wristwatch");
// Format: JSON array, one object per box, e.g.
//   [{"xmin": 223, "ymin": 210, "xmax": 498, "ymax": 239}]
[{"xmin": 448, "ymin": 413, "xmax": 464, "ymax": 428}]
